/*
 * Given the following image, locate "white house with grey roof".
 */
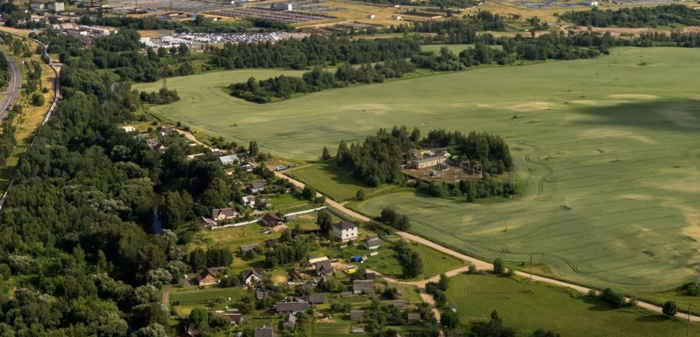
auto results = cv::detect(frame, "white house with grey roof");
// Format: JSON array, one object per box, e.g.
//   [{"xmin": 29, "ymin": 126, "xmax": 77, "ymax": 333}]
[
  {"xmin": 332, "ymin": 221, "xmax": 358, "ymax": 241},
  {"xmin": 219, "ymin": 155, "xmax": 239, "ymax": 166}
]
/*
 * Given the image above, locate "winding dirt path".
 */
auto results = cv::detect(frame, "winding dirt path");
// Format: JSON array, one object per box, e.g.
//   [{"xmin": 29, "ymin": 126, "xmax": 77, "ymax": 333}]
[{"xmin": 275, "ymin": 171, "xmax": 700, "ymax": 323}]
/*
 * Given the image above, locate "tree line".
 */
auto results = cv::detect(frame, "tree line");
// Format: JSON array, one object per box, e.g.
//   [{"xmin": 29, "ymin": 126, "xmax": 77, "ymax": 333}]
[
  {"xmin": 210, "ymin": 35, "xmax": 421, "ymax": 70},
  {"xmin": 229, "ymin": 58, "xmax": 416, "ymax": 103},
  {"xmin": 560, "ymin": 4, "xmax": 700, "ymax": 28}
]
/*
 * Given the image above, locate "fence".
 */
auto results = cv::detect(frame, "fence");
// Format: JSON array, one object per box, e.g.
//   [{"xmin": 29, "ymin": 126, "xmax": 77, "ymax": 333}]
[{"xmin": 212, "ymin": 206, "xmax": 327, "ymax": 230}]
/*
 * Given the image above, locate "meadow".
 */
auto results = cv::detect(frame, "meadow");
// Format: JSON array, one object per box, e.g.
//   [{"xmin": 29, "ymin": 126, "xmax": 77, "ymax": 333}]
[
  {"xmin": 445, "ymin": 273, "xmax": 696, "ymax": 337},
  {"xmin": 286, "ymin": 163, "xmax": 386, "ymax": 201},
  {"xmin": 142, "ymin": 47, "xmax": 700, "ymax": 294}
]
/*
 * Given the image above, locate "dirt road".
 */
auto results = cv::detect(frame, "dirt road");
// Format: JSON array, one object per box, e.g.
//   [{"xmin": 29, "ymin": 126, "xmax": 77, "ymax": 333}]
[{"xmin": 276, "ymin": 171, "xmax": 700, "ymax": 322}]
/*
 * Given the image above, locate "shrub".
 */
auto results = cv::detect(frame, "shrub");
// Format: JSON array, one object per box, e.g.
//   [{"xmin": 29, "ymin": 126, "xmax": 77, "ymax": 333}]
[
  {"xmin": 599, "ymin": 288, "xmax": 626, "ymax": 309},
  {"xmin": 492, "ymin": 258, "xmax": 504, "ymax": 275},
  {"xmin": 662, "ymin": 300, "xmax": 678, "ymax": 317},
  {"xmin": 31, "ymin": 93, "xmax": 45, "ymax": 106}
]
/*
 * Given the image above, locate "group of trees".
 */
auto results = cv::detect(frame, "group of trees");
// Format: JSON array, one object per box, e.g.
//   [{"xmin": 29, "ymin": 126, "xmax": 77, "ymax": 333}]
[
  {"xmin": 379, "ymin": 207, "xmax": 411, "ymax": 231},
  {"xmin": 140, "ymin": 87, "xmax": 181, "ymax": 105},
  {"xmin": 560, "ymin": 4, "xmax": 700, "ymax": 28},
  {"xmin": 264, "ymin": 238, "xmax": 312, "ymax": 268},
  {"xmin": 187, "ymin": 247, "xmax": 233, "ymax": 271},
  {"xmin": 230, "ymin": 58, "xmax": 416, "ymax": 103},
  {"xmin": 0, "ymin": 106, "xmax": 19, "ymax": 168},
  {"xmin": 336, "ymin": 126, "xmax": 414, "ymax": 186},
  {"xmin": 425, "ymin": 129, "xmax": 513, "ymax": 174},
  {"xmin": 391, "ymin": 241, "xmax": 424, "ymax": 278},
  {"xmin": 211, "ymin": 35, "xmax": 421, "ymax": 70}
]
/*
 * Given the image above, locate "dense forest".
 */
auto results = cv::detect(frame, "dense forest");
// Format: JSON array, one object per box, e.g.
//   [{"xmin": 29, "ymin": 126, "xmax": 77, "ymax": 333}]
[
  {"xmin": 560, "ymin": 4, "xmax": 700, "ymax": 28},
  {"xmin": 210, "ymin": 35, "xmax": 421, "ymax": 70}
]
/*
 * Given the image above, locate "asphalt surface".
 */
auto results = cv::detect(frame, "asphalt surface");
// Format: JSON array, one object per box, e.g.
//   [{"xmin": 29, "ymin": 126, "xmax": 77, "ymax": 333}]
[{"xmin": 0, "ymin": 49, "xmax": 21, "ymax": 120}]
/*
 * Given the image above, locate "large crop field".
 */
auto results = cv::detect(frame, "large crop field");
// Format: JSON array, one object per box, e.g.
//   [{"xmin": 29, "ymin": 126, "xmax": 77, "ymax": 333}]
[
  {"xmin": 445, "ymin": 274, "xmax": 696, "ymax": 336},
  {"xmin": 141, "ymin": 48, "xmax": 700, "ymax": 294}
]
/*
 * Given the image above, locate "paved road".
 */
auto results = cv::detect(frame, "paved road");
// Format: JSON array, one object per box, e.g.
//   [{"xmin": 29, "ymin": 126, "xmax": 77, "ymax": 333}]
[
  {"xmin": 0, "ymin": 49, "xmax": 21, "ymax": 119},
  {"xmin": 275, "ymin": 170, "xmax": 700, "ymax": 323}
]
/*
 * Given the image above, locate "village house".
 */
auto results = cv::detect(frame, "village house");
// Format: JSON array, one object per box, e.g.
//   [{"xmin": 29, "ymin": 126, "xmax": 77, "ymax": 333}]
[
  {"xmin": 161, "ymin": 126, "xmax": 174, "ymax": 135},
  {"xmin": 241, "ymin": 269, "xmax": 262, "ymax": 285},
  {"xmin": 180, "ymin": 323, "xmax": 199, "ymax": 337},
  {"xmin": 219, "ymin": 155, "xmax": 240, "ymax": 166},
  {"xmin": 224, "ymin": 313, "xmax": 243, "ymax": 325},
  {"xmin": 248, "ymin": 182, "xmax": 265, "ymax": 193},
  {"xmin": 284, "ymin": 214, "xmax": 297, "ymax": 222},
  {"xmin": 254, "ymin": 326, "xmax": 278, "ymax": 337},
  {"xmin": 240, "ymin": 244, "xmax": 258, "ymax": 256},
  {"xmin": 364, "ymin": 234, "xmax": 381, "ymax": 250},
  {"xmin": 332, "ymin": 221, "xmax": 358, "ymax": 241},
  {"xmin": 283, "ymin": 313, "xmax": 297, "ymax": 330},
  {"xmin": 48, "ymin": 2, "xmax": 65, "ymax": 11},
  {"xmin": 366, "ymin": 272, "xmax": 376, "ymax": 280},
  {"xmin": 262, "ymin": 213, "xmax": 283, "ymax": 226},
  {"xmin": 275, "ymin": 301, "xmax": 309, "ymax": 314},
  {"xmin": 211, "ymin": 208, "xmax": 236, "ymax": 221},
  {"xmin": 392, "ymin": 300, "xmax": 405, "ymax": 308},
  {"xmin": 195, "ymin": 269, "xmax": 218, "ymax": 286},
  {"xmin": 135, "ymin": 133, "xmax": 151, "ymax": 141},
  {"xmin": 352, "ymin": 280, "xmax": 374, "ymax": 294},
  {"xmin": 266, "ymin": 239, "xmax": 278, "ymax": 249},
  {"xmin": 315, "ymin": 260, "xmax": 332, "ymax": 276},
  {"xmin": 200, "ymin": 217, "xmax": 216, "ymax": 229},
  {"xmin": 242, "ymin": 195, "xmax": 256, "ymax": 207},
  {"xmin": 122, "ymin": 126, "xmax": 136, "ymax": 132},
  {"xmin": 256, "ymin": 290, "xmax": 274, "ymax": 300},
  {"xmin": 407, "ymin": 313, "xmax": 421, "ymax": 322},
  {"xmin": 242, "ymin": 164, "xmax": 255, "ymax": 172}
]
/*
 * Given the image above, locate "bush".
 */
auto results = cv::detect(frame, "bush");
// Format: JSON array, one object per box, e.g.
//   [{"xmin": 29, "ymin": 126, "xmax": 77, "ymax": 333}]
[
  {"xmin": 31, "ymin": 93, "xmax": 45, "ymax": 106},
  {"xmin": 41, "ymin": 87, "xmax": 49, "ymax": 93},
  {"xmin": 492, "ymin": 258, "xmax": 504, "ymax": 275},
  {"xmin": 599, "ymin": 288, "xmax": 626, "ymax": 309},
  {"xmin": 356, "ymin": 189, "xmax": 366, "ymax": 201},
  {"xmin": 467, "ymin": 264, "xmax": 477, "ymax": 274},
  {"xmin": 662, "ymin": 300, "xmax": 677, "ymax": 317},
  {"xmin": 681, "ymin": 282, "xmax": 699, "ymax": 296}
]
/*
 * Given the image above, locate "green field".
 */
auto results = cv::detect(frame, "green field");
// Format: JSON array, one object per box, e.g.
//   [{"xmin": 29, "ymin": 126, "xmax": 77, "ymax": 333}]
[
  {"xmin": 364, "ymin": 242, "xmax": 464, "ymax": 280},
  {"xmin": 286, "ymin": 163, "xmax": 386, "ymax": 201},
  {"xmin": 445, "ymin": 274, "xmax": 696, "ymax": 337},
  {"xmin": 143, "ymin": 47, "xmax": 700, "ymax": 294}
]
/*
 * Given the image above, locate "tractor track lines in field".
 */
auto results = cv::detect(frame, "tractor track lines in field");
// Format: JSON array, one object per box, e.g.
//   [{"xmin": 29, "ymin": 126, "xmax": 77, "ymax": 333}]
[{"xmin": 521, "ymin": 143, "xmax": 554, "ymax": 201}]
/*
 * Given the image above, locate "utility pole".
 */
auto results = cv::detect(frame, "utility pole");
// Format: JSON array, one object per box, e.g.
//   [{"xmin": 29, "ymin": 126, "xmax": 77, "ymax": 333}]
[
  {"xmin": 529, "ymin": 254, "xmax": 533, "ymax": 292},
  {"xmin": 687, "ymin": 304, "xmax": 691, "ymax": 337}
]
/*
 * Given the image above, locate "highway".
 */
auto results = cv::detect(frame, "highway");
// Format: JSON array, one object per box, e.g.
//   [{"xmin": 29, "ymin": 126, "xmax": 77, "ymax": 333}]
[{"xmin": 0, "ymin": 49, "xmax": 21, "ymax": 119}]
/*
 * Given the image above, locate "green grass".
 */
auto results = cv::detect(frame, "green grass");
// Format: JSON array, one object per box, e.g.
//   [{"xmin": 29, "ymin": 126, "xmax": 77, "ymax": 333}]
[
  {"xmin": 286, "ymin": 163, "xmax": 385, "ymax": 201},
  {"xmin": 144, "ymin": 47, "xmax": 700, "ymax": 295},
  {"xmin": 445, "ymin": 273, "xmax": 697, "ymax": 337},
  {"xmin": 170, "ymin": 286, "xmax": 245, "ymax": 305},
  {"xmin": 410, "ymin": 243, "xmax": 464, "ymax": 279}
]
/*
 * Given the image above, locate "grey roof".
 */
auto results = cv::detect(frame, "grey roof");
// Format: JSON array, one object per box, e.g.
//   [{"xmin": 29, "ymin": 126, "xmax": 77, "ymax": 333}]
[
  {"xmin": 225, "ymin": 313, "xmax": 242, "ymax": 324},
  {"xmin": 240, "ymin": 243, "xmax": 258, "ymax": 252},
  {"xmin": 212, "ymin": 208, "xmax": 235, "ymax": 218},
  {"xmin": 366, "ymin": 238, "xmax": 381, "ymax": 247},
  {"xmin": 413, "ymin": 155, "xmax": 446, "ymax": 163},
  {"xmin": 219, "ymin": 155, "xmax": 239, "ymax": 165},
  {"xmin": 162, "ymin": 127, "xmax": 174, "ymax": 134},
  {"xmin": 254, "ymin": 327, "xmax": 275, "ymax": 337},
  {"xmin": 349, "ymin": 310, "xmax": 364, "ymax": 320},
  {"xmin": 365, "ymin": 272, "xmax": 376, "ymax": 280},
  {"xmin": 276, "ymin": 301, "xmax": 309, "ymax": 312},
  {"xmin": 315, "ymin": 260, "xmax": 332, "ymax": 275},
  {"xmin": 333, "ymin": 221, "xmax": 357, "ymax": 230},
  {"xmin": 256, "ymin": 290, "xmax": 273, "ymax": 299},
  {"xmin": 242, "ymin": 269, "xmax": 262, "ymax": 280},
  {"xmin": 250, "ymin": 181, "xmax": 265, "ymax": 189},
  {"xmin": 262, "ymin": 213, "xmax": 282, "ymax": 223},
  {"xmin": 284, "ymin": 313, "xmax": 297, "ymax": 324},
  {"xmin": 407, "ymin": 313, "xmax": 421, "ymax": 321},
  {"xmin": 353, "ymin": 280, "xmax": 374, "ymax": 293},
  {"xmin": 305, "ymin": 294, "xmax": 325, "ymax": 304},
  {"xmin": 366, "ymin": 234, "xmax": 379, "ymax": 240},
  {"xmin": 266, "ymin": 239, "xmax": 278, "ymax": 248},
  {"xmin": 393, "ymin": 300, "xmax": 405, "ymax": 308}
]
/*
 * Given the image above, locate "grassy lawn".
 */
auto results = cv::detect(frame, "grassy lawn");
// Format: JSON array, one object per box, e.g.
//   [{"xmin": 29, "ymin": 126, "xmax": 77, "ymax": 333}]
[
  {"xmin": 286, "ymin": 163, "xmax": 385, "ymax": 201},
  {"xmin": 445, "ymin": 273, "xmax": 697, "ymax": 337},
  {"xmin": 145, "ymin": 47, "xmax": 700, "ymax": 295},
  {"xmin": 410, "ymin": 243, "xmax": 464, "ymax": 279},
  {"xmin": 170, "ymin": 286, "xmax": 245, "ymax": 305},
  {"xmin": 389, "ymin": 283, "xmax": 423, "ymax": 304}
]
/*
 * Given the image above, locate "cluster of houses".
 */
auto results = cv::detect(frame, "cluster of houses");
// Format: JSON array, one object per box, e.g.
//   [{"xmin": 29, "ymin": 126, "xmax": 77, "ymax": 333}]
[{"xmin": 125, "ymin": 126, "xmax": 174, "ymax": 152}]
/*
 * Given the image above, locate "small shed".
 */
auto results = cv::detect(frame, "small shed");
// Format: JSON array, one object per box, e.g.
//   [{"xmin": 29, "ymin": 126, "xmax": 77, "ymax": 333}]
[
  {"xmin": 407, "ymin": 313, "xmax": 421, "ymax": 322},
  {"xmin": 349, "ymin": 310, "xmax": 364, "ymax": 321},
  {"xmin": 284, "ymin": 214, "xmax": 297, "ymax": 222},
  {"xmin": 392, "ymin": 300, "xmax": 405, "ymax": 308}
]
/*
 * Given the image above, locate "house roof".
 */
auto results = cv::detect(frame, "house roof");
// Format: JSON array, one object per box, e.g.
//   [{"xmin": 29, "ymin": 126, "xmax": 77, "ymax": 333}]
[
  {"xmin": 212, "ymin": 208, "xmax": 235, "ymax": 218},
  {"xmin": 195, "ymin": 268, "xmax": 217, "ymax": 282},
  {"xmin": 366, "ymin": 239, "xmax": 381, "ymax": 247},
  {"xmin": 201, "ymin": 217, "xmax": 216, "ymax": 225},
  {"xmin": 225, "ymin": 313, "xmax": 242, "ymax": 324},
  {"xmin": 284, "ymin": 313, "xmax": 297, "ymax": 324},
  {"xmin": 242, "ymin": 195, "xmax": 256, "ymax": 202},
  {"xmin": 349, "ymin": 310, "xmax": 364, "ymax": 320},
  {"xmin": 353, "ymin": 280, "xmax": 374, "ymax": 293},
  {"xmin": 240, "ymin": 244, "xmax": 258, "ymax": 252},
  {"xmin": 219, "ymin": 155, "xmax": 239, "ymax": 164},
  {"xmin": 393, "ymin": 300, "xmax": 405, "ymax": 308},
  {"xmin": 284, "ymin": 214, "xmax": 297, "ymax": 221},
  {"xmin": 256, "ymin": 290, "xmax": 273, "ymax": 299},
  {"xmin": 407, "ymin": 313, "xmax": 421, "ymax": 321},
  {"xmin": 262, "ymin": 213, "xmax": 282, "ymax": 223},
  {"xmin": 305, "ymin": 294, "xmax": 325, "ymax": 304},
  {"xmin": 266, "ymin": 239, "xmax": 278, "ymax": 248},
  {"xmin": 365, "ymin": 272, "xmax": 376, "ymax": 280},
  {"xmin": 333, "ymin": 221, "xmax": 357, "ymax": 231},
  {"xmin": 315, "ymin": 260, "xmax": 332, "ymax": 274},
  {"xmin": 276, "ymin": 301, "xmax": 309, "ymax": 312},
  {"xmin": 413, "ymin": 155, "xmax": 446, "ymax": 163},
  {"xmin": 162, "ymin": 127, "xmax": 174, "ymax": 134},
  {"xmin": 250, "ymin": 181, "xmax": 265, "ymax": 189},
  {"xmin": 254, "ymin": 327, "xmax": 275, "ymax": 337},
  {"xmin": 242, "ymin": 269, "xmax": 262, "ymax": 280},
  {"xmin": 366, "ymin": 234, "xmax": 379, "ymax": 240}
]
